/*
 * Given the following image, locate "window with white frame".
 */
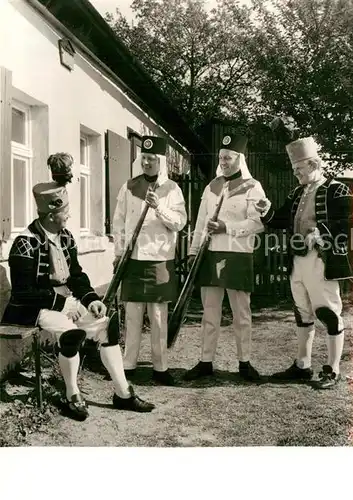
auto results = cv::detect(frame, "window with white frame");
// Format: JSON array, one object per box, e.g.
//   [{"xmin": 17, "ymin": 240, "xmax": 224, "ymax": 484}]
[
  {"xmin": 11, "ymin": 101, "xmax": 33, "ymax": 231},
  {"xmin": 80, "ymin": 135, "xmax": 90, "ymax": 232}
]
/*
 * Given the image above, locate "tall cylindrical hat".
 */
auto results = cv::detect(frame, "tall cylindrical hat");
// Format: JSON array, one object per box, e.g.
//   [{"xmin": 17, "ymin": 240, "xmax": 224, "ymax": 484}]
[
  {"xmin": 32, "ymin": 182, "xmax": 69, "ymax": 214},
  {"xmin": 286, "ymin": 137, "xmax": 319, "ymax": 164},
  {"xmin": 220, "ymin": 134, "xmax": 248, "ymax": 154},
  {"xmin": 141, "ymin": 136, "xmax": 167, "ymax": 156}
]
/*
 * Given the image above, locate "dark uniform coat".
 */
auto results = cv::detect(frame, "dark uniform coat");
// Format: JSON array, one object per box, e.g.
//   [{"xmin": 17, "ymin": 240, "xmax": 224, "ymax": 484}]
[
  {"xmin": 262, "ymin": 178, "xmax": 353, "ymax": 280},
  {"xmin": 1, "ymin": 220, "xmax": 100, "ymax": 326}
]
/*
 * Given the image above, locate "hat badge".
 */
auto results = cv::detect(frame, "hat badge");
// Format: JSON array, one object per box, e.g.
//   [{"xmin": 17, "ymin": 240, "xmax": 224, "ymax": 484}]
[
  {"xmin": 48, "ymin": 198, "xmax": 63, "ymax": 210},
  {"xmin": 143, "ymin": 139, "xmax": 153, "ymax": 149},
  {"xmin": 222, "ymin": 135, "xmax": 231, "ymax": 146}
]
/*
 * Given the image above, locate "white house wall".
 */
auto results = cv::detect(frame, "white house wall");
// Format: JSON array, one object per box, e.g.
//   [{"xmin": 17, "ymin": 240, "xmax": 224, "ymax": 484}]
[{"xmin": 0, "ymin": 0, "xmax": 190, "ymax": 302}]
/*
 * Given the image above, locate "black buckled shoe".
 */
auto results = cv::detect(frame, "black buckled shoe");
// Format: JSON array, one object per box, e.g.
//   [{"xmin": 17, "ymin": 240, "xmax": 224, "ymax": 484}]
[
  {"xmin": 239, "ymin": 361, "xmax": 261, "ymax": 381},
  {"xmin": 113, "ymin": 386, "xmax": 155, "ymax": 412},
  {"xmin": 60, "ymin": 393, "xmax": 89, "ymax": 422},
  {"xmin": 184, "ymin": 361, "xmax": 214, "ymax": 381},
  {"xmin": 314, "ymin": 365, "xmax": 341, "ymax": 389},
  {"xmin": 152, "ymin": 369, "xmax": 175, "ymax": 386},
  {"xmin": 270, "ymin": 361, "xmax": 313, "ymax": 381}
]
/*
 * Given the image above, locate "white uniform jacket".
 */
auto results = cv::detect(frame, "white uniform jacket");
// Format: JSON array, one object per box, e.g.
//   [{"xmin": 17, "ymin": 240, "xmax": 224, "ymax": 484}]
[
  {"xmin": 113, "ymin": 174, "xmax": 187, "ymax": 261},
  {"xmin": 190, "ymin": 176, "xmax": 266, "ymax": 255}
]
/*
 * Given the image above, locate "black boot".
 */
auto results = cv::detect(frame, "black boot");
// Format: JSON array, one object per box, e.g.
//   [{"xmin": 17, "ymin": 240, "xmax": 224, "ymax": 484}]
[
  {"xmin": 184, "ymin": 361, "xmax": 213, "ymax": 381},
  {"xmin": 112, "ymin": 386, "xmax": 155, "ymax": 412},
  {"xmin": 239, "ymin": 361, "xmax": 261, "ymax": 381},
  {"xmin": 270, "ymin": 361, "xmax": 313, "ymax": 381},
  {"xmin": 152, "ymin": 369, "xmax": 175, "ymax": 386}
]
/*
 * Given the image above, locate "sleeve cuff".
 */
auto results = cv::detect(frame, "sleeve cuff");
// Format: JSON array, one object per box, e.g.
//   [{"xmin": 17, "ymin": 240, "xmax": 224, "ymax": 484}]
[
  {"xmin": 225, "ymin": 223, "xmax": 250, "ymax": 238},
  {"xmin": 155, "ymin": 205, "xmax": 164, "ymax": 217},
  {"xmin": 81, "ymin": 291, "xmax": 100, "ymax": 309},
  {"xmin": 261, "ymin": 208, "xmax": 275, "ymax": 223}
]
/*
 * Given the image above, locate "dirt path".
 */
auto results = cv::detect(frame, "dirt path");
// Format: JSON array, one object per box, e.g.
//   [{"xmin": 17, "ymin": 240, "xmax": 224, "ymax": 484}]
[{"xmin": 3, "ymin": 304, "xmax": 353, "ymax": 447}]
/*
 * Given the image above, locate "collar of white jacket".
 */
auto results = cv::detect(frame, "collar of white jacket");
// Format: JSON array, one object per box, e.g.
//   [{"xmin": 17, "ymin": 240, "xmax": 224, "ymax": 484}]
[
  {"xmin": 216, "ymin": 153, "xmax": 252, "ymax": 180},
  {"xmin": 132, "ymin": 154, "xmax": 169, "ymax": 185}
]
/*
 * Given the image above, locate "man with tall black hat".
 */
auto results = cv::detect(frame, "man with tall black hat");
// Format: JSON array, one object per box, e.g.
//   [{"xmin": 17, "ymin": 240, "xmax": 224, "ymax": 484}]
[
  {"xmin": 2, "ymin": 153, "xmax": 155, "ymax": 420},
  {"xmin": 113, "ymin": 136, "xmax": 187, "ymax": 386},
  {"xmin": 184, "ymin": 134, "xmax": 266, "ymax": 381},
  {"xmin": 255, "ymin": 135, "xmax": 353, "ymax": 388}
]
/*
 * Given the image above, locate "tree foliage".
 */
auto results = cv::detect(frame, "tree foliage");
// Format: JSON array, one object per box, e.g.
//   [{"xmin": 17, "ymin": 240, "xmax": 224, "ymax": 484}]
[
  {"xmin": 250, "ymin": 0, "xmax": 353, "ymax": 172},
  {"xmin": 106, "ymin": 0, "xmax": 261, "ymax": 129},
  {"xmin": 106, "ymin": 0, "xmax": 353, "ymax": 172}
]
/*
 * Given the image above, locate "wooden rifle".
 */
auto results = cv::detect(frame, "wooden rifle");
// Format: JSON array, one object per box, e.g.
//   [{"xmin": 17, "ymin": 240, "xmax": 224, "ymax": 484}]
[
  {"xmin": 103, "ymin": 181, "xmax": 158, "ymax": 316},
  {"xmin": 167, "ymin": 181, "xmax": 229, "ymax": 348}
]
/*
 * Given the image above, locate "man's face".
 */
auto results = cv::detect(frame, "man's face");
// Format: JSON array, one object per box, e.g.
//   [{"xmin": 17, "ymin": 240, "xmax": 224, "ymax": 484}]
[
  {"xmin": 50, "ymin": 205, "xmax": 70, "ymax": 230},
  {"xmin": 141, "ymin": 153, "xmax": 160, "ymax": 177},
  {"xmin": 218, "ymin": 149, "xmax": 241, "ymax": 177},
  {"xmin": 292, "ymin": 159, "xmax": 318, "ymax": 185}
]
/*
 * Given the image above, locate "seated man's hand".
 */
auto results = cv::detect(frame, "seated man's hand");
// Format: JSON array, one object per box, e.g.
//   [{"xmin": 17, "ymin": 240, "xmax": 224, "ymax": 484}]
[
  {"xmin": 67, "ymin": 310, "xmax": 82, "ymax": 322},
  {"xmin": 207, "ymin": 219, "xmax": 226, "ymax": 234},
  {"xmin": 62, "ymin": 296, "xmax": 81, "ymax": 322},
  {"xmin": 88, "ymin": 300, "xmax": 107, "ymax": 319}
]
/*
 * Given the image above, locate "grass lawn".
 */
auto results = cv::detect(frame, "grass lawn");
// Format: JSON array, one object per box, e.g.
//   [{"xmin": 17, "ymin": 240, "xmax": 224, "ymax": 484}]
[{"xmin": 1, "ymin": 300, "xmax": 352, "ymax": 447}]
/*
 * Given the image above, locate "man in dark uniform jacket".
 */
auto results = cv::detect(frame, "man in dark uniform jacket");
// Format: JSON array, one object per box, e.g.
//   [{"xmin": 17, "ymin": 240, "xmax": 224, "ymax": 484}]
[
  {"xmin": 255, "ymin": 136, "xmax": 353, "ymax": 389},
  {"xmin": 2, "ymin": 159, "xmax": 155, "ymax": 420}
]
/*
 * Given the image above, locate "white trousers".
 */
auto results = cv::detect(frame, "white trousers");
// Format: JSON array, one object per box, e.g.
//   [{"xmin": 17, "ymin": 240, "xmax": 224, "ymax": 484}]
[
  {"xmin": 200, "ymin": 286, "xmax": 252, "ymax": 363},
  {"xmin": 38, "ymin": 296, "xmax": 130, "ymax": 398},
  {"xmin": 124, "ymin": 302, "xmax": 168, "ymax": 372},
  {"xmin": 37, "ymin": 296, "xmax": 109, "ymax": 345},
  {"xmin": 290, "ymin": 250, "xmax": 344, "ymax": 372},
  {"xmin": 290, "ymin": 250, "xmax": 343, "ymax": 329}
]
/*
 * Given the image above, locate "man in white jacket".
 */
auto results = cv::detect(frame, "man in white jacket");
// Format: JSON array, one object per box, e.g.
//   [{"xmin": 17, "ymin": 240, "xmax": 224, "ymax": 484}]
[
  {"xmin": 185, "ymin": 134, "xmax": 266, "ymax": 381},
  {"xmin": 113, "ymin": 136, "xmax": 187, "ymax": 386}
]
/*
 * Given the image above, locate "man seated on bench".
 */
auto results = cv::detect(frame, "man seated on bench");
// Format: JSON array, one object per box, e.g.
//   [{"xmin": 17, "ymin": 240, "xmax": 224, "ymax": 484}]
[{"xmin": 1, "ymin": 153, "xmax": 155, "ymax": 421}]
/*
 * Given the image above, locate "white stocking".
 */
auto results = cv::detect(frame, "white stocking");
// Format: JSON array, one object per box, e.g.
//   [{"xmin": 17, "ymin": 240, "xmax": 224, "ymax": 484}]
[
  {"xmin": 100, "ymin": 345, "xmax": 130, "ymax": 398},
  {"xmin": 58, "ymin": 353, "xmax": 80, "ymax": 400},
  {"xmin": 296, "ymin": 326, "xmax": 315, "ymax": 369},
  {"xmin": 327, "ymin": 332, "xmax": 344, "ymax": 374}
]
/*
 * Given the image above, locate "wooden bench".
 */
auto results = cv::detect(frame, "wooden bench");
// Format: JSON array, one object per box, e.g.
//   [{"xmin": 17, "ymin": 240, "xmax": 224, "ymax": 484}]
[{"xmin": 0, "ymin": 325, "xmax": 43, "ymax": 409}]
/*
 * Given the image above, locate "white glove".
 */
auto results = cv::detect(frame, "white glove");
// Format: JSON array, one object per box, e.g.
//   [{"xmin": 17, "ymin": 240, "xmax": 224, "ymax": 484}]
[
  {"xmin": 62, "ymin": 296, "xmax": 82, "ymax": 322},
  {"xmin": 305, "ymin": 227, "xmax": 324, "ymax": 250}
]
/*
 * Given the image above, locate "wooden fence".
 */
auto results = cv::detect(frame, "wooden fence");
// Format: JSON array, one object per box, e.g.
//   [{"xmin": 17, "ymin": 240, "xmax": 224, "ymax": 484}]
[
  {"xmin": 173, "ymin": 157, "xmax": 353, "ymax": 305},
  {"xmin": 173, "ymin": 172, "xmax": 207, "ymax": 289}
]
